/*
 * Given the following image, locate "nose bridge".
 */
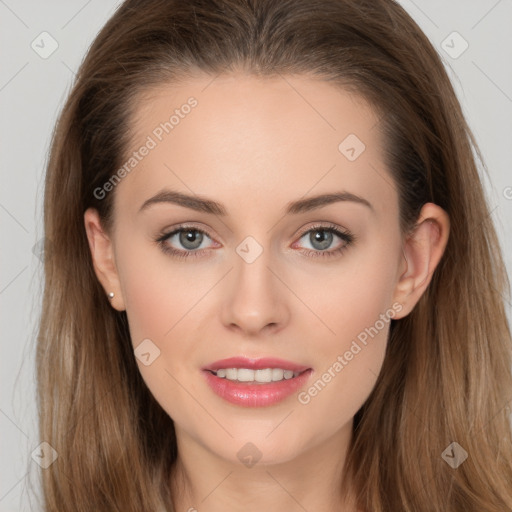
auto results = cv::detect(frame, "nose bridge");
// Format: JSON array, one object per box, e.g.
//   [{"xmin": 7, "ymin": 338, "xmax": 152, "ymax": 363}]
[
  {"xmin": 232, "ymin": 233, "xmax": 276, "ymax": 305},
  {"xmin": 235, "ymin": 236, "xmax": 272, "ymax": 288},
  {"xmin": 221, "ymin": 233, "xmax": 289, "ymax": 333}
]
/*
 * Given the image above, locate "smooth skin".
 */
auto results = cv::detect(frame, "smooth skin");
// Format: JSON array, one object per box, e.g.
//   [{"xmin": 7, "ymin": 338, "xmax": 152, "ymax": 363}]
[{"xmin": 84, "ymin": 73, "xmax": 450, "ymax": 512}]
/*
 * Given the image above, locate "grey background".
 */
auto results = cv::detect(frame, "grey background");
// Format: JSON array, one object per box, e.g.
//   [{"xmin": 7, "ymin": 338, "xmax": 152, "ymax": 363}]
[{"xmin": 1, "ymin": 1, "xmax": 511, "ymax": 510}]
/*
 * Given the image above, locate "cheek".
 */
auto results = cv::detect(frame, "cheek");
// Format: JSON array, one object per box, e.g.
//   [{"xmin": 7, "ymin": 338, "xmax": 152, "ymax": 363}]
[
  {"xmin": 291, "ymin": 238, "xmax": 399, "ymax": 414},
  {"xmin": 294, "ymin": 236, "xmax": 400, "ymax": 357},
  {"xmin": 117, "ymin": 239, "xmax": 212, "ymax": 343},
  {"xmin": 115, "ymin": 241, "xmax": 220, "ymax": 422},
  {"xmin": 115, "ymin": 242, "xmax": 208, "ymax": 429}
]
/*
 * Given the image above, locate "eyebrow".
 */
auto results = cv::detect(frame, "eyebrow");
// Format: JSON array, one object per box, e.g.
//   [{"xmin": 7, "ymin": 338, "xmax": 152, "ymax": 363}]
[{"xmin": 138, "ymin": 188, "xmax": 374, "ymax": 216}]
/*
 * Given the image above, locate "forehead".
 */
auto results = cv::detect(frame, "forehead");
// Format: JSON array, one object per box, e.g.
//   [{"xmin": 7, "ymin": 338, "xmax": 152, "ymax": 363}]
[{"xmin": 114, "ymin": 73, "xmax": 396, "ymax": 219}]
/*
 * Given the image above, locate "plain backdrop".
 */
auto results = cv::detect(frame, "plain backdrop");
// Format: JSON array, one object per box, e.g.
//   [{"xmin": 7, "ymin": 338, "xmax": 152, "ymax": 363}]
[{"xmin": 1, "ymin": 1, "xmax": 511, "ymax": 510}]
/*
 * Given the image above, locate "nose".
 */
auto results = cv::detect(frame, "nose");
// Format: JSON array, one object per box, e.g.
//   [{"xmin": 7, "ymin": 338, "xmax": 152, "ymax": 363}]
[{"xmin": 220, "ymin": 244, "xmax": 290, "ymax": 337}]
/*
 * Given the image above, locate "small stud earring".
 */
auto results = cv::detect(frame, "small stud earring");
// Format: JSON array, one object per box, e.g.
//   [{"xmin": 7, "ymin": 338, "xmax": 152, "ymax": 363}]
[{"xmin": 108, "ymin": 292, "xmax": 115, "ymax": 299}]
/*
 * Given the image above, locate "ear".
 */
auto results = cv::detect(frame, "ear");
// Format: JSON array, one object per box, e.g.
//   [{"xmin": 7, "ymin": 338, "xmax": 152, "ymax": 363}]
[
  {"xmin": 392, "ymin": 202, "xmax": 450, "ymax": 319},
  {"xmin": 84, "ymin": 208, "xmax": 126, "ymax": 311}
]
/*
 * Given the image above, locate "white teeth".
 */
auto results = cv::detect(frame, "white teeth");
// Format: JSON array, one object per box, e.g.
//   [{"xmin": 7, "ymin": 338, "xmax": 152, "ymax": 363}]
[
  {"xmin": 213, "ymin": 368, "xmax": 300, "ymax": 382},
  {"xmin": 237, "ymin": 368, "xmax": 255, "ymax": 382},
  {"xmin": 271, "ymin": 368, "xmax": 284, "ymax": 381},
  {"xmin": 255, "ymin": 368, "xmax": 272, "ymax": 382},
  {"xmin": 225, "ymin": 368, "xmax": 237, "ymax": 380}
]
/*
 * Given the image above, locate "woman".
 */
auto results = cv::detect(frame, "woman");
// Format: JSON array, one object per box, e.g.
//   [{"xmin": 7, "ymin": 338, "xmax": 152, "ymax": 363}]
[{"xmin": 36, "ymin": 0, "xmax": 512, "ymax": 510}]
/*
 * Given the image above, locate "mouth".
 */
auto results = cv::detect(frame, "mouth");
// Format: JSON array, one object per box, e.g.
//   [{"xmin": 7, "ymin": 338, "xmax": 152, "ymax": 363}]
[{"xmin": 201, "ymin": 357, "xmax": 313, "ymax": 407}]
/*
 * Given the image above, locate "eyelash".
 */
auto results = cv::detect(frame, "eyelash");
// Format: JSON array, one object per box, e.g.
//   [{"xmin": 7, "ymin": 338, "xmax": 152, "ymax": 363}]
[{"xmin": 155, "ymin": 222, "xmax": 355, "ymax": 260}]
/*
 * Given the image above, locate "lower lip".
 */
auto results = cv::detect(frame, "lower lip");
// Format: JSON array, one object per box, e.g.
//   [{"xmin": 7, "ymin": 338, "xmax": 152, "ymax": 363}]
[{"xmin": 202, "ymin": 369, "xmax": 313, "ymax": 407}]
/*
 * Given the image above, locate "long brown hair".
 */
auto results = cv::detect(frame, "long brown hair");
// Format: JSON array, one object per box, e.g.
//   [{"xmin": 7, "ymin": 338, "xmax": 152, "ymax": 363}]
[{"xmin": 35, "ymin": 0, "xmax": 512, "ymax": 510}]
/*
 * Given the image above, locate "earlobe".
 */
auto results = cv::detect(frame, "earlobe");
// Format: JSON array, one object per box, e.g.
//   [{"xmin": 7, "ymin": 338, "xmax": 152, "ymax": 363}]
[
  {"xmin": 392, "ymin": 203, "xmax": 450, "ymax": 319},
  {"xmin": 83, "ymin": 208, "xmax": 126, "ymax": 311}
]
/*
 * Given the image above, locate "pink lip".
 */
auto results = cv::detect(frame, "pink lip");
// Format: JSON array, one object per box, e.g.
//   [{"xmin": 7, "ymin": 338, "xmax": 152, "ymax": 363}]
[
  {"xmin": 202, "ymin": 357, "xmax": 313, "ymax": 408},
  {"xmin": 202, "ymin": 356, "xmax": 310, "ymax": 373}
]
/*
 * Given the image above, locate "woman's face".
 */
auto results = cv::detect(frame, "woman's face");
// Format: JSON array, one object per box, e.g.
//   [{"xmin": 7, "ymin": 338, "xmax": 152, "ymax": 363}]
[{"xmin": 88, "ymin": 73, "xmax": 409, "ymax": 466}]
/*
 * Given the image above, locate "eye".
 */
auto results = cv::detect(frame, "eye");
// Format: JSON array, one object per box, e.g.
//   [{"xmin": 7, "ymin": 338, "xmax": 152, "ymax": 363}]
[
  {"xmin": 156, "ymin": 222, "xmax": 355, "ymax": 260},
  {"xmin": 293, "ymin": 223, "xmax": 355, "ymax": 258},
  {"xmin": 156, "ymin": 225, "xmax": 217, "ymax": 259}
]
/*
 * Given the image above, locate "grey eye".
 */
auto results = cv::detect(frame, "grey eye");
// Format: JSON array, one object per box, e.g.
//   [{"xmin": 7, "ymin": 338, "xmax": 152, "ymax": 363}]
[
  {"xmin": 307, "ymin": 230, "xmax": 334, "ymax": 251},
  {"xmin": 178, "ymin": 229, "xmax": 205, "ymax": 250}
]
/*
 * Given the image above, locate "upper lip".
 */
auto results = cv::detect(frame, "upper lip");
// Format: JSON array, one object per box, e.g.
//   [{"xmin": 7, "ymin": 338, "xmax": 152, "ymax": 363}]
[{"xmin": 202, "ymin": 357, "xmax": 311, "ymax": 373}]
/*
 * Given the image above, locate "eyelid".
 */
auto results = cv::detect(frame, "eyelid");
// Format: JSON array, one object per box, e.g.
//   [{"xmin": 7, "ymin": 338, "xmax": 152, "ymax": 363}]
[{"xmin": 295, "ymin": 221, "xmax": 349, "ymax": 239}]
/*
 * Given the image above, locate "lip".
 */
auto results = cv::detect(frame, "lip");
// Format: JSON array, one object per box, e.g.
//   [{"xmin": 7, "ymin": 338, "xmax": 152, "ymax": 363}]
[
  {"xmin": 202, "ymin": 356, "xmax": 311, "ymax": 373},
  {"xmin": 202, "ymin": 357, "xmax": 313, "ymax": 407}
]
